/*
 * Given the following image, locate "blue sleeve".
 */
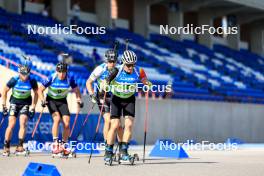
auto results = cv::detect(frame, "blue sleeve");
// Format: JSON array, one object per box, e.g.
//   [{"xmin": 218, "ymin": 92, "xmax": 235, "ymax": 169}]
[
  {"xmin": 41, "ymin": 76, "xmax": 52, "ymax": 88},
  {"xmin": 30, "ymin": 78, "xmax": 38, "ymax": 90},
  {"xmin": 6, "ymin": 77, "xmax": 17, "ymax": 88},
  {"xmin": 70, "ymin": 76, "xmax": 77, "ymax": 89}
]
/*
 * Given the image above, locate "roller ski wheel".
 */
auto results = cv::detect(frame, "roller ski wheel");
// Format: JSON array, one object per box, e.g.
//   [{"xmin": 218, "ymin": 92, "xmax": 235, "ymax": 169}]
[
  {"xmin": 51, "ymin": 152, "xmax": 63, "ymax": 158},
  {"xmin": 133, "ymin": 153, "xmax": 139, "ymax": 161},
  {"xmin": 104, "ymin": 156, "xmax": 113, "ymax": 166},
  {"xmin": 51, "ymin": 153, "xmax": 70, "ymax": 159},
  {"xmin": 68, "ymin": 152, "xmax": 77, "ymax": 158}
]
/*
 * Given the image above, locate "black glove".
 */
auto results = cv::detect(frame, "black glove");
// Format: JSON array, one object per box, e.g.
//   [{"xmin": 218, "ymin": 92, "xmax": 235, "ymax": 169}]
[
  {"xmin": 29, "ymin": 108, "xmax": 35, "ymax": 119},
  {"xmin": 2, "ymin": 105, "xmax": 8, "ymax": 117},
  {"xmin": 41, "ymin": 100, "xmax": 47, "ymax": 108},
  {"xmin": 78, "ymin": 102, "xmax": 84, "ymax": 108},
  {"xmin": 90, "ymin": 94, "xmax": 98, "ymax": 104}
]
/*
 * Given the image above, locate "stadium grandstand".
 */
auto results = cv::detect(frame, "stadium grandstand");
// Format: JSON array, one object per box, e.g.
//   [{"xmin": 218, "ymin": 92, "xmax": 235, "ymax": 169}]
[{"xmin": 1, "ymin": 0, "xmax": 264, "ymax": 104}]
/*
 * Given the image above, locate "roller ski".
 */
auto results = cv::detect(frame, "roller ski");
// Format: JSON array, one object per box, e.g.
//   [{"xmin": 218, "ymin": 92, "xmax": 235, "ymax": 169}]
[
  {"xmin": 118, "ymin": 153, "xmax": 139, "ymax": 165},
  {"xmin": 61, "ymin": 148, "xmax": 76, "ymax": 158},
  {"xmin": 51, "ymin": 143, "xmax": 76, "ymax": 159},
  {"xmin": 14, "ymin": 146, "xmax": 30, "ymax": 157},
  {"xmin": 118, "ymin": 142, "xmax": 139, "ymax": 165}
]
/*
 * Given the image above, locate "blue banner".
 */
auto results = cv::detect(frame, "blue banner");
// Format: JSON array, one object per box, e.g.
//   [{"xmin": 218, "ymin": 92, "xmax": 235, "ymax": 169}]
[{"xmin": 0, "ymin": 112, "xmax": 103, "ymax": 145}]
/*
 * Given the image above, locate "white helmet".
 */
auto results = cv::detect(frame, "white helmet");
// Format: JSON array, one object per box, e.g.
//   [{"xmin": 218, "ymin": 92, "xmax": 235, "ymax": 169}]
[{"xmin": 121, "ymin": 50, "xmax": 137, "ymax": 64}]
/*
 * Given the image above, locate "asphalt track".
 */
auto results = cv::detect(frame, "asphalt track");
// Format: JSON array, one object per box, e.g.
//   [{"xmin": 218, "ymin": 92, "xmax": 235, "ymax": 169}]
[{"xmin": 1, "ymin": 145, "xmax": 264, "ymax": 176}]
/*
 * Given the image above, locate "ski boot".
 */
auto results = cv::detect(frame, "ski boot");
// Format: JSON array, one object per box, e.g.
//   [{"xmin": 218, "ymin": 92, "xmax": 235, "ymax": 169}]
[
  {"xmin": 104, "ymin": 144, "xmax": 114, "ymax": 166},
  {"xmin": 61, "ymin": 147, "xmax": 76, "ymax": 159},
  {"xmin": 118, "ymin": 142, "xmax": 138, "ymax": 165},
  {"xmin": 15, "ymin": 146, "xmax": 30, "ymax": 156},
  {"xmin": 113, "ymin": 142, "xmax": 122, "ymax": 162},
  {"xmin": 104, "ymin": 151, "xmax": 113, "ymax": 166},
  {"xmin": 2, "ymin": 141, "xmax": 11, "ymax": 157},
  {"xmin": 118, "ymin": 153, "xmax": 136, "ymax": 165},
  {"xmin": 51, "ymin": 143, "xmax": 63, "ymax": 158},
  {"xmin": 2, "ymin": 147, "xmax": 10, "ymax": 157}
]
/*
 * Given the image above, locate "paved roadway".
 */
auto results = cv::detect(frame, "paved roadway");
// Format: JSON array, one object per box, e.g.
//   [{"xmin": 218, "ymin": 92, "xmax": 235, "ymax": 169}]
[{"xmin": 1, "ymin": 146, "xmax": 264, "ymax": 176}]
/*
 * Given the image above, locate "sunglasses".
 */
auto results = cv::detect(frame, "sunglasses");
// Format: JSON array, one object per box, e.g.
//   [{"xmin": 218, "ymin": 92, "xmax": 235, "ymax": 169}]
[
  {"xmin": 21, "ymin": 72, "xmax": 30, "ymax": 76},
  {"xmin": 125, "ymin": 64, "xmax": 135, "ymax": 68}
]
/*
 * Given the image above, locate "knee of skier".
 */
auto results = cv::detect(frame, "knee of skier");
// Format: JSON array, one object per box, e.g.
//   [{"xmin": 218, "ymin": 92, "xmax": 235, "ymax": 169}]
[
  {"xmin": 111, "ymin": 119, "xmax": 120, "ymax": 130},
  {"xmin": 7, "ymin": 123, "xmax": 15, "ymax": 131},
  {"xmin": 19, "ymin": 115, "xmax": 28, "ymax": 128},
  {"xmin": 7, "ymin": 119, "xmax": 16, "ymax": 130},
  {"xmin": 125, "ymin": 117, "xmax": 133, "ymax": 131},
  {"xmin": 52, "ymin": 112, "xmax": 61, "ymax": 124}
]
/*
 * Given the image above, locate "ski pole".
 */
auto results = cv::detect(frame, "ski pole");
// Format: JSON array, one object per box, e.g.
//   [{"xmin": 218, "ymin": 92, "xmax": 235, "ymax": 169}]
[
  {"xmin": 31, "ymin": 107, "xmax": 45, "ymax": 138},
  {"xmin": 143, "ymin": 90, "xmax": 149, "ymax": 163},
  {"xmin": 88, "ymin": 91, "xmax": 107, "ymax": 164},
  {"xmin": 0, "ymin": 106, "xmax": 8, "ymax": 129},
  {"xmin": 70, "ymin": 111, "xmax": 79, "ymax": 138},
  {"xmin": 74, "ymin": 103, "xmax": 95, "ymax": 140},
  {"xmin": 125, "ymin": 39, "xmax": 131, "ymax": 50},
  {"xmin": 113, "ymin": 109, "xmax": 124, "ymax": 157},
  {"xmin": 114, "ymin": 40, "xmax": 119, "ymax": 51},
  {"xmin": 0, "ymin": 116, "xmax": 5, "ymax": 129}
]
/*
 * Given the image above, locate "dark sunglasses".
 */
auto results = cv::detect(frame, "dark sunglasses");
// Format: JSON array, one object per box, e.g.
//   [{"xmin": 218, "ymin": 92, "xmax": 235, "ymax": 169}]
[
  {"xmin": 21, "ymin": 72, "xmax": 30, "ymax": 76},
  {"xmin": 125, "ymin": 64, "xmax": 135, "ymax": 68}
]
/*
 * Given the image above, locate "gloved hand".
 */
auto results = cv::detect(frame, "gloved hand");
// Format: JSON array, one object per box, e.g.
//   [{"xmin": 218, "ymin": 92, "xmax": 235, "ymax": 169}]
[
  {"xmin": 100, "ymin": 80, "xmax": 109, "ymax": 92},
  {"xmin": 2, "ymin": 105, "xmax": 8, "ymax": 117},
  {"xmin": 90, "ymin": 94, "xmax": 98, "ymax": 104},
  {"xmin": 29, "ymin": 108, "xmax": 35, "ymax": 119},
  {"xmin": 145, "ymin": 81, "xmax": 153, "ymax": 90},
  {"xmin": 77, "ymin": 101, "xmax": 84, "ymax": 108},
  {"xmin": 41, "ymin": 100, "xmax": 47, "ymax": 108}
]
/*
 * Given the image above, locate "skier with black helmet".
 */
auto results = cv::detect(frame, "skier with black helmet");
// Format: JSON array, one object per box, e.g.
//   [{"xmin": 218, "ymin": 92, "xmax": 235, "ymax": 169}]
[
  {"xmin": 38, "ymin": 59, "xmax": 83, "ymax": 157},
  {"xmin": 2, "ymin": 58, "xmax": 38, "ymax": 156},
  {"xmin": 86, "ymin": 49, "xmax": 123, "ymax": 148}
]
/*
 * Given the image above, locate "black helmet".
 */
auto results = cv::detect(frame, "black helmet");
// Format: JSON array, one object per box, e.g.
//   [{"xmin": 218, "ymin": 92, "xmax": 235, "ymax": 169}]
[
  {"xmin": 19, "ymin": 56, "xmax": 32, "ymax": 75},
  {"xmin": 56, "ymin": 62, "xmax": 68, "ymax": 72},
  {"xmin": 19, "ymin": 65, "xmax": 31, "ymax": 75},
  {"xmin": 105, "ymin": 49, "xmax": 118, "ymax": 62}
]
